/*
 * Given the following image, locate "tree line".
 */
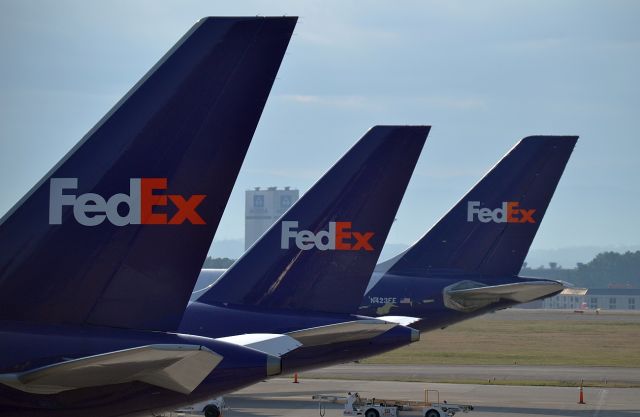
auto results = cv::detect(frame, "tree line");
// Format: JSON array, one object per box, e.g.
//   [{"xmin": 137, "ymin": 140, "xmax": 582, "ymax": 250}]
[
  {"xmin": 520, "ymin": 250, "xmax": 640, "ymax": 288},
  {"xmin": 202, "ymin": 256, "xmax": 235, "ymax": 268},
  {"xmin": 203, "ymin": 250, "xmax": 640, "ymax": 288}
]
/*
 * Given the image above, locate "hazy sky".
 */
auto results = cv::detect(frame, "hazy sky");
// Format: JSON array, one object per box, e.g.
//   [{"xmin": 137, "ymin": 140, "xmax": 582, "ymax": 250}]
[{"xmin": 1, "ymin": 0, "xmax": 638, "ymax": 252}]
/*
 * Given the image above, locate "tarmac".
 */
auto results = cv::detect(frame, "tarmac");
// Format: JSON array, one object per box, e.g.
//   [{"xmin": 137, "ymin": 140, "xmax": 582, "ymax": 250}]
[
  {"xmin": 214, "ymin": 309, "xmax": 640, "ymax": 416},
  {"xmin": 220, "ymin": 377, "xmax": 640, "ymax": 417},
  {"xmin": 183, "ymin": 309, "xmax": 640, "ymax": 416},
  {"xmin": 300, "ymin": 364, "xmax": 640, "ymax": 385}
]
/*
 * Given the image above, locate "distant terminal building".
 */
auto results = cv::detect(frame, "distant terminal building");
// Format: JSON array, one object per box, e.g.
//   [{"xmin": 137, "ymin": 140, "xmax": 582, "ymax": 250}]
[
  {"xmin": 245, "ymin": 186, "xmax": 299, "ymax": 250},
  {"xmin": 542, "ymin": 288, "xmax": 640, "ymax": 310}
]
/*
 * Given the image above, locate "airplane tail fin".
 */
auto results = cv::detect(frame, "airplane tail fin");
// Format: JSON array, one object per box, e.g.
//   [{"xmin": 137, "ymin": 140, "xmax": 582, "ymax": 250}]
[
  {"xmin": 198, "ymin": 126, "xmax": 430, "ymax": 314},
  {"xmin": 382, "ymin": 136, "xmax": 578, "ymax": 277},
  {"xmin": 0, "ymin": 17, "xmax": 296, "ymax": 331}
]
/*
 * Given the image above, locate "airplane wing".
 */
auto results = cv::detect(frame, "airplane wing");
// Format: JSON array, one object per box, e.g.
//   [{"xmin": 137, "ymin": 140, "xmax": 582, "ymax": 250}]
[
  {"xmin": 444, "ymin": 280, "xmax": 565, "ymax": 312},
  {"xmin": 0, "ymin": 344, "xmax": 221, "ymax": 395}
]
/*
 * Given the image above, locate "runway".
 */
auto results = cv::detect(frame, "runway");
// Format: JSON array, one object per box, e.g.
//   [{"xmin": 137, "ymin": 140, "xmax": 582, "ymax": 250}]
[
  {"xmin": 301, "ymin": 364, "xmax": 640, "ymax": 385},
  {"xmin": 220, "ymin": 378, "xmax": 640, "ymax": 417}
]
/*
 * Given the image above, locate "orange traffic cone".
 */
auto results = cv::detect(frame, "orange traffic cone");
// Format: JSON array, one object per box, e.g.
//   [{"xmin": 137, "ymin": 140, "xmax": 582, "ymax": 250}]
[
  {"xmin": 578, "ymin": 380, "xmax": 586, "ymax": 404},
  {"xmin": 293, "ymin": 372, "xmax": 299, "ymax": 384}
]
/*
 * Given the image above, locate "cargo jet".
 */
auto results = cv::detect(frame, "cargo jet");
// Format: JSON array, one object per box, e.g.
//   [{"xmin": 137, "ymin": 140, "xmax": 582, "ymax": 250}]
[
  {"xmin": 195, "ymin": 136, "xmax": 578, "ymax": 333},
  {"xmin": 0, "ymin": 16, "xmax": 298, "ymax": 417},
  {"xmin": 360, "ymin": 135, "xmax": 578, "ymax": 330},
  {"xmin": 183, "ymin": 125, "xmax": 430, "ymax": 373}
]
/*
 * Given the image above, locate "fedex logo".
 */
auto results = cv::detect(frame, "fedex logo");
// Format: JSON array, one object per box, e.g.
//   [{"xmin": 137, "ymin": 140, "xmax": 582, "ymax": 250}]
[
  {"xmin": 280, "ymin": 221, "xmax": 374, "ymax": 251},
  {"xmin": 49, "ymin": 178, "xmax": 206, "ymax": 226},
  {"xmin": 467, "ymin": 201, "xmax": 536, "ymax": 224}
]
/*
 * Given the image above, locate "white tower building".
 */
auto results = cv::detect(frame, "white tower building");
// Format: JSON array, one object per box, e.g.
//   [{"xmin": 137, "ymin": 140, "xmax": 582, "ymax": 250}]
[{"xmin": 245, "ymin": 187, "xmax": 299, "ymax": 250}]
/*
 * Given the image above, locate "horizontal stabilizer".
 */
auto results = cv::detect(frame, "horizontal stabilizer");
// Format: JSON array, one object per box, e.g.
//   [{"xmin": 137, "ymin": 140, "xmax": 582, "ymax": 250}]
[
  {"xmin": 216, "ymin": 333, "xmax": 302, "ymax": 357},
  {"xmin": 0, "ymin": 344, "xmax": 221, "ymax": 395},
  {"xmin": 443, "ymin": 280, "xmax": 565, "ymax": 312},
  {"xmin": 285, "ymin": 320, "xmax": 414, "ymax": 346},
  {"xmin": 559, "ymin": 287, "xmax": 588, "ymax": 296}
]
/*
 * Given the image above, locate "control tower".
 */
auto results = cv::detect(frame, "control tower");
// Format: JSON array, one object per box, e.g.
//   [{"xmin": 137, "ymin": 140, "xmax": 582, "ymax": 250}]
[{"xmin": 245, "ymin": 186, "xmax": 299, "ymax": 250}]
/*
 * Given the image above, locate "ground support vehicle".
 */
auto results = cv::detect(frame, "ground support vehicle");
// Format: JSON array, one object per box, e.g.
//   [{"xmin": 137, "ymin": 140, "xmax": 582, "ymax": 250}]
[
  {"xmin": 313, "ymin": 391, "xmax": 473, "ymax": 417},
  {"xmin": 160, "ymin": 397, "xmax": 226, "ymax": 417}
]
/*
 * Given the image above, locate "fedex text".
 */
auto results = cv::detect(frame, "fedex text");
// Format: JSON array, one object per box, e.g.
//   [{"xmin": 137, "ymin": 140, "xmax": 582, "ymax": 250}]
[
  {"xmin": 280, "ymin": 221, "xmax": 374, "ymax": 251},
  {"xmin": 49, "ymin": 178, "xmax": 206, "ymax": 226},
  {"xmin": 467, "ymin": 201, "xmax": 536, "ymax": 224}
]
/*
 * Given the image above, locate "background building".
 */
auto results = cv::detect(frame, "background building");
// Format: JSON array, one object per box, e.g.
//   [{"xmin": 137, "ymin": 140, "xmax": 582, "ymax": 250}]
[
  {"xmin": 245, "ymin": 187, "xmax": 299, "ymax": 250},
  {"xmin": 541, "ymin": 288, "xmax": 640, "ymax": 310}
]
